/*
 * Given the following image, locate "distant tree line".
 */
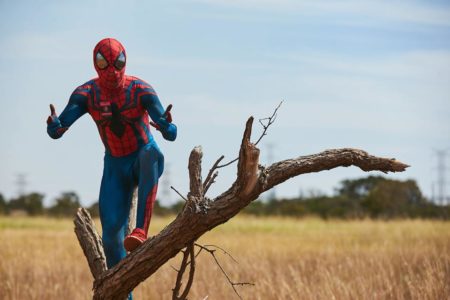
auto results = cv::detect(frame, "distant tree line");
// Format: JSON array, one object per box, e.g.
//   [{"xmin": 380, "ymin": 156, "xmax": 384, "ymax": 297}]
[
  {"xmin": 0, "ymin": 191, "xmax": 181, "ymax": 218},
  {"xmin": 0, "ymin": 176, "xmax": 448, "ymax": 219},
  {"xmin": 243, "ymin": 176, "xmax": 449, "ymax": 219},
  {"xmin": 0, "ymin": 192, "xmax": 85, "ymax": 217}
]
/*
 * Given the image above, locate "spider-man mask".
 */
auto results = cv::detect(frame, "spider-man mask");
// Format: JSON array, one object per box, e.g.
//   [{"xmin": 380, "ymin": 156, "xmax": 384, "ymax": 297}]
[{"xmin": 93, "ymin": 38, "xmax": 126, "ymax": 90}]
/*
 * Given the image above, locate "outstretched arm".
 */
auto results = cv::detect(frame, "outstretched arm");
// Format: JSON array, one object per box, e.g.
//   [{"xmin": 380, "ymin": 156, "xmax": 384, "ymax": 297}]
[
  {"xmin": 140, "ymin": 87, "xmax": 177, "ymax": 141},
  {"xmin": 47, "ymin": 91, "xmax": 88, "ymax": 139}
]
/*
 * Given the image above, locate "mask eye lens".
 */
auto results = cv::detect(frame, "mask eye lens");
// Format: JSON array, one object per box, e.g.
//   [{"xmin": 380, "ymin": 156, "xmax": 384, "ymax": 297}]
[
  {"xmin": 96, "ymin": 52, "xmax": 108, "ymax": 69},
  {"xmin": 114, "ymin": 52, "xmax": 126, "ymax": 70}
]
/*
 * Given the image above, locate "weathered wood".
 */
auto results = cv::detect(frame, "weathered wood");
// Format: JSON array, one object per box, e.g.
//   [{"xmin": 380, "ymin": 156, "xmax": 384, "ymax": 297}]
[
  {"xmin": 188, "ymin": 146, "xmax": 203, "ymax": 199},
  {"xmin": 91, "ymin": 117, "xmax": 409, "ymax": 299},
  {"xmin": 235, "ymin": 117, "xmax": 260, "ymax": 198},
  {"xmin": 73, "ymin": 208, "xmax": 107, "ymax": 281},
  {"xmin": 262, "ymin": 148, "xmax": 409, "ymax": 193},
  {"xmin": 178, "ymin": 244, "xmax": 195, "ymax": 300},
  {"xmin": 172, "ymin": 243, "xmax": 195, "ymax": 300},
  {"xmin": 172, "ymin": 146, "xmax": 204, "ymax": 300}
]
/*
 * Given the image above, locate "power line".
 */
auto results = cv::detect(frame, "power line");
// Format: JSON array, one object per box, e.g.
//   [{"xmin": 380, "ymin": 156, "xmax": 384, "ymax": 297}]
[
  {"xmin": 432, "ymin": 149, "xmax": 449, "ymax": 205},
  {"xmin": 15, "ymin": 173, "xmax": 28, "ymax": 197}
]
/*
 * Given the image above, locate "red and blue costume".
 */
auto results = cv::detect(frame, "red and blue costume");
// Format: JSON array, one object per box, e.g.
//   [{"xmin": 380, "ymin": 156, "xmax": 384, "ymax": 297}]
[{"xmin": 47, "ymin": 39, "xmax": 177, "ymax": 272}]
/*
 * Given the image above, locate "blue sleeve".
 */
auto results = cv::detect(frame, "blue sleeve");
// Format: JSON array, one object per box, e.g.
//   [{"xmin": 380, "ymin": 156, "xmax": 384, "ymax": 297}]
[
  {"xmin": 59, "ymin": 93, "xmax": 88, "ymax": 128},
  {"xmin": 47, "ymin": 89, "xmax": 88, "ymax": 139},
  {"xmin": 140, "ymin": 86, "xmax": 177, "ymax": 142}
]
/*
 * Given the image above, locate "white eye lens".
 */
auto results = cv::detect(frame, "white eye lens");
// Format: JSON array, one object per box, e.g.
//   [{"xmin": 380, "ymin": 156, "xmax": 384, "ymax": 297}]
[
  {"xmin": 115, "ymin": 52, "xmax": 126, "ymax": 70},
  {"xmin": 96, "ymin": 52, "xmax": 108, "ymax": 69}
]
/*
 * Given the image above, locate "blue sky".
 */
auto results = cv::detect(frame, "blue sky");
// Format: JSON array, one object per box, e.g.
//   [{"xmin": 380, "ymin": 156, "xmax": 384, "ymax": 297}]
[{"xmin": 1, "ymin": 0, "xmax": 449, "ymax": 206}]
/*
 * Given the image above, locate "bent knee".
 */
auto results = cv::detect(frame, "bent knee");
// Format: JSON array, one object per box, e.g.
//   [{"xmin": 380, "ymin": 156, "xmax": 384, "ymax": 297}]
[{"xmin": 142, "ymin": 143, "xmax": 164, "ymax": 163}]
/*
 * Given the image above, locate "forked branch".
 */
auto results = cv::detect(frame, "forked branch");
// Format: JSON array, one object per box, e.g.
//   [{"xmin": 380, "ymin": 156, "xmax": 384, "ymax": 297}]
[
  {"xmin": 203, "ymin": 102, "xmax": 283, "ymax": 194},
  {"xmin": 74, "ymin": 116, "xmax": 408, "ymax": 300}
]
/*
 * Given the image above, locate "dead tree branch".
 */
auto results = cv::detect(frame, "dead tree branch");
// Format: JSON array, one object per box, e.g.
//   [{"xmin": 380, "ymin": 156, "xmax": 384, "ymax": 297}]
[
  {"xmin": 172, "ymin": 247, "xmax": 190, "ymax": 299},
  {"xmin": 171, "ymin": 186, "xmax": 188, "ymax": 202},
  {"xmin": 253, "ymin": 100, "xmax": 283, "ymax": 146},
  {"xmin": 74, "ymin": 208, "xmax": 107, "ymax": 280},
  {"xmin": 172, "ymin": 241, "xmax": 247, "ymax": 300},
  {"xmin": 203, "ymin": 171, "xmax": 218, "ymax": 195},
  {"xmin": 202, "ymin": 244, "xmax": 239, "ymax": 264},
  {"xmin": 172, "ymin": 242, "xmax": 195, "ymax": 300},
  {"xmin": 172, "ymin": 147, "xmax": 204, "ymax": 300},
  {"xmin": 188, "ymin": 146, "xmax": 203, "ymax": 199},
  {"xmin": 203, "ymin": 102, "xmax": 283, "ymax": 197},
  {"xmin": 203, "ymin": 155, "xmax": 224, "ymax": 194},
  {"xmin": 75, "ymin": 116, "xmax": 408, "ymax": 299},
  {"xmin": 194, "ymin": 244, "xmax": 254, "ymax": 299}
]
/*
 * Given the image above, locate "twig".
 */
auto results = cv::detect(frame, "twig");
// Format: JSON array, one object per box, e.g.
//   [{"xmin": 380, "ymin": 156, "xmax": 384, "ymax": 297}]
[
  {"xmin": 194, "ymin": 243, "xmax": 254, "ymax": 300},
  {"xmin": 216, "ymin": 101, "xmax": 283, "ymax": 169},
  {"xmin": 179, "ymin": 244, "xmax": 195, "ymax": 300},
  {"xmin": 216, "ymin": 157, "xmax": 239, "ymax": 169},
  {"xmin": 254, "ymin": 100, "xmax": 283, "ymax": 146},
  {"xmin": 172, "ymin": 242, "xmax": 196, "ymax": 300},
  {"xmin": 203, "ymin": 171, "xmax": 218, "ymax": 195},
  {"xmin": 171, "ymin": 186, "xmax": 188, "ymax": 202},
  {"xmin": 194, "ymin": 246, "xmax": 204, "ymax": 259},
  {"xmin": 203, "ymin": 244, "xmax": 239, "ymax": 264},
  {"xmin": 202, "ymin": 155, "xmax": 224, "ymax": 194},
  {"xmin": 172, "ymin": 247, "xmax": 190, "ymax": 300}
]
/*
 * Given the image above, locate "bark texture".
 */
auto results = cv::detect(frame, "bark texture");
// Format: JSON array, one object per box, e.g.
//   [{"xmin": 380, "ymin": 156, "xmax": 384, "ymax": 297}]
[
  {"xmin": 74, "ymin": 117, "xmax": 408, "ymax": 299},
  {"xmin": 74, "ymin": 208, "xmax": 107, "ymax": 281}
]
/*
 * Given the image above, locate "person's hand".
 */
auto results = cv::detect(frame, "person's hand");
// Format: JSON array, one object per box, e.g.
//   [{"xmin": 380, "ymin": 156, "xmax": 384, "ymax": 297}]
[
  {"xmin": 150, "ymin": 104, "xmax": 173, "ymax": 130},
  {"xmin": 46, "ymin": 104, "xmax": 68, "ymax": 138},
  {"xmin": 164, "ymin": 104, "xmax": 173, "ymax": 123},
  {"xmin": 46, "ymin": 104, "xmax": 58, "ymax": 125}
]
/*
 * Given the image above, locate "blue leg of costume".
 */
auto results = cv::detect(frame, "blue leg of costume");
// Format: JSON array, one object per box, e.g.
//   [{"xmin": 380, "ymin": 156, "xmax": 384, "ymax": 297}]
[
  {"xmin": 99, "ymin": 153, "xmax": 138, "ymax": 300},
  {"xmin": 100, "ymin": 139, "xmax": 164, "ymax": 266},
  {"xmin": 99, "ymin": 140, "xmax": 163, "ymax": 300},
  {"xmin": 99, "ymin": 153, "xmax": 136, "ymax": 268},
  {"xmin": 134, "ymin": 140, "xmax": 164, "ymax": 233}
]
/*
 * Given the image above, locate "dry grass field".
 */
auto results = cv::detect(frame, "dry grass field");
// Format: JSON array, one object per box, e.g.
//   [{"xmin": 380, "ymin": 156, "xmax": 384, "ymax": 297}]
[{"xmin": 0, "ymin": 215, "xmax": 449, "ymax": 300}]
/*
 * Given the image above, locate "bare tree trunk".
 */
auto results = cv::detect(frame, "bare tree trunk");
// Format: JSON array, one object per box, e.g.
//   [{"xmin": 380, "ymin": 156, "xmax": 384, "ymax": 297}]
[{"xmin": 74, "ymin": 117, "xmax": 407, "ymax": 299}]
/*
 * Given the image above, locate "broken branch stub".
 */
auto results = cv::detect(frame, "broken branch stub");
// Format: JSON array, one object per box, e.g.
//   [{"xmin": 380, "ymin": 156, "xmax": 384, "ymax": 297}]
[
  {"xmin": 188, "ymin": 146, "xmax": 203, "ymax": 199},
  {"xmin": 74, "ymin": 208, "xmax": 107, "ymax": 281}
]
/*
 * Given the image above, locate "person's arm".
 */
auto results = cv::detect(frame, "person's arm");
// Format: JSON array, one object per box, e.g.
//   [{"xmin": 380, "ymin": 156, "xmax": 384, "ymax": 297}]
[
  {"xmin": 140, "ymin": 85, "xmax": 177, "ymax": 141},
  {"xmin": 46, "ymin": 90, "xmax": 88, "ymax": 139}
]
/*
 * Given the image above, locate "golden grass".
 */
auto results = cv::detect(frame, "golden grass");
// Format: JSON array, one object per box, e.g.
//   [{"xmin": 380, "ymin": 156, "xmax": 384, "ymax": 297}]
[{"xmin": 0, "ymin": 216, "xmax": 449, "ymax": 300}]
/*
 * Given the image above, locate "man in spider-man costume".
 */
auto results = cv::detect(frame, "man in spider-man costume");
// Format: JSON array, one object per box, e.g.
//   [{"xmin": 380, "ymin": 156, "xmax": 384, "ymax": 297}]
[{"xmin": 47, "ymin": 38, "xmax": 177, "ymax": 270}]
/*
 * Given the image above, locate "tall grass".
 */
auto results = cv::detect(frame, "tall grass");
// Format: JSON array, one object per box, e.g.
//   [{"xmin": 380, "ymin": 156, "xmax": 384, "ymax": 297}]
[{"xmin": 0, "ymin": 216, "xmax": 448, "ymax": 299}]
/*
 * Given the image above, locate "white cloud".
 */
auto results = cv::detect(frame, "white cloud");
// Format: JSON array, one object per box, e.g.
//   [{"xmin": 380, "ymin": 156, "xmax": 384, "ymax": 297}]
[
  {"xmin": 150, "ymin": 48, "xmax": 450, "ymax": 140},
  {"xmin": 270, "ymin": 50, "xmax": 450, "ymax": 133},
  {"xmin": 283, "ymin": 50, "xmax": 450, "ymax": 82},
  {"xmin": 191, "ymin": 0, "xmax": 450, "ymax": 26}
]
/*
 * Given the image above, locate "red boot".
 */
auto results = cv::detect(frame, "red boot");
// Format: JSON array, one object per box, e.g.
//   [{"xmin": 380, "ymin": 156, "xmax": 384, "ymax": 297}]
[{"xmin": 124, "ymin": 228, "xmax": 147, "ymax": 252}]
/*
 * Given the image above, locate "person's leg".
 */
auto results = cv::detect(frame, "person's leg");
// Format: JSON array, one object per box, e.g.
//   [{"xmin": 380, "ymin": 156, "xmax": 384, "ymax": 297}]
[
  {"xmin": 124, "ymin": 141, "xmax": 164, "ymax": 251},
  {"xmin": 99, "ymin": 154, "xmax": 135, "ymax": 268}
]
